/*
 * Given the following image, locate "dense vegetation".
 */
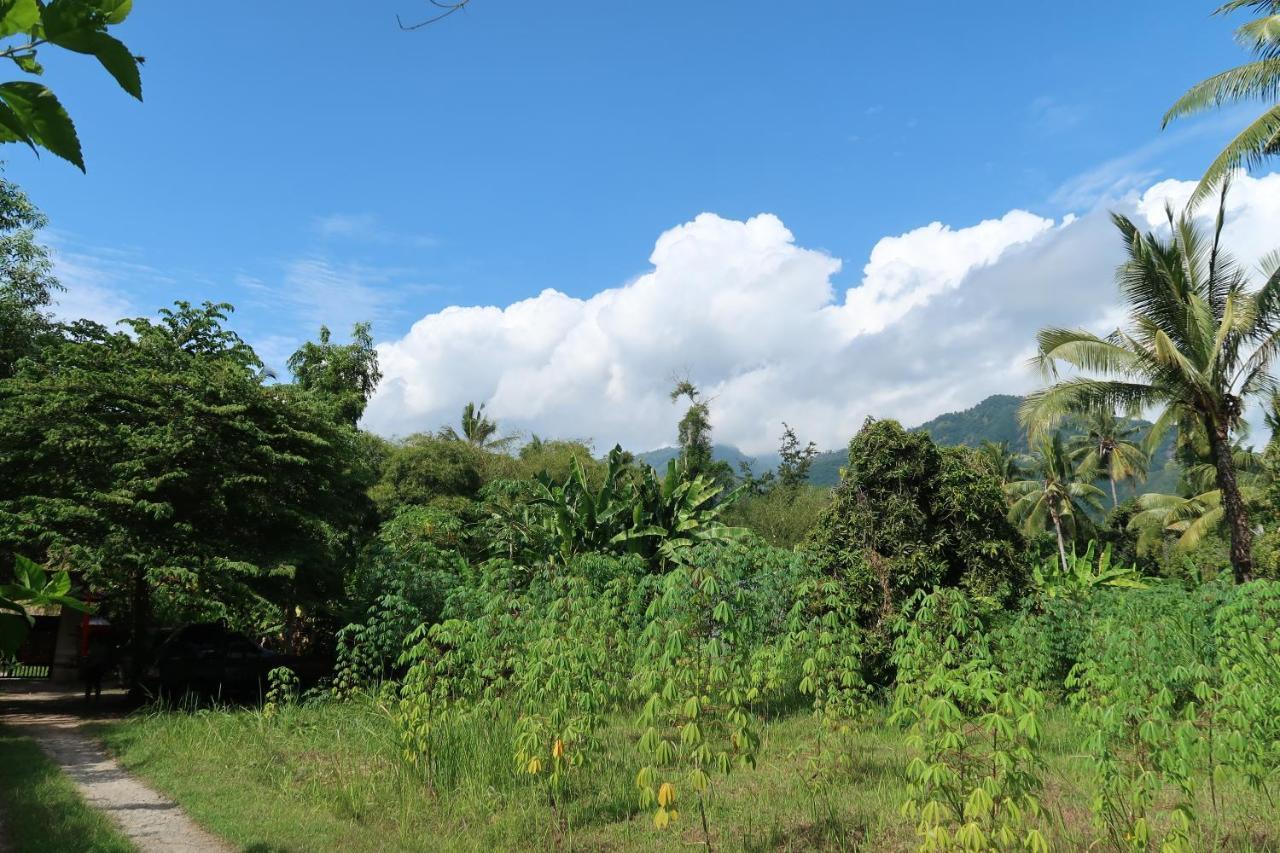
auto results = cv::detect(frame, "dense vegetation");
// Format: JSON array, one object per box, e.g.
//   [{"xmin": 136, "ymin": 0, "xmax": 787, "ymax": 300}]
[{"xmin": 2, "ymin": 2, "xmax": 1280, "ymax": 851}]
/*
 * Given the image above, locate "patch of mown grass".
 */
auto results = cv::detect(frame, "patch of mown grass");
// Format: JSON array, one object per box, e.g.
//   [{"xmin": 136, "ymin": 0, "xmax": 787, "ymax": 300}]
[
  {"xmin": 0, "ymin": 724, "xmax": 134, "ymax": 853},
  {"xmin": 88, "ymin": 697, "xmax": 1280, "ymax": 852}
]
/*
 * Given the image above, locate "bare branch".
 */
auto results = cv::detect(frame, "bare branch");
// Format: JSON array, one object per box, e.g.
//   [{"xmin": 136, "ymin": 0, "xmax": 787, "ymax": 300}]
[{"xmin": 397, "ymin": 0, "xmax": 472, "ymax": 31}]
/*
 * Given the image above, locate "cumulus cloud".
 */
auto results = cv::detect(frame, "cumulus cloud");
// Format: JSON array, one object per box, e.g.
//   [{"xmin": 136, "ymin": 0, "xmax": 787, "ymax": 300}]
[{"xmin": 363, "ymin": 173, "xmax": 1280, "ymax": 455}]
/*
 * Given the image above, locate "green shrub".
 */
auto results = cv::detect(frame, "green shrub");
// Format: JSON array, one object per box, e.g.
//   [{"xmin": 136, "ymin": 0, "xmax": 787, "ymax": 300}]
[{"xmin": 805, "ymin": 420, "xmax": 1024, "ymax": 679}]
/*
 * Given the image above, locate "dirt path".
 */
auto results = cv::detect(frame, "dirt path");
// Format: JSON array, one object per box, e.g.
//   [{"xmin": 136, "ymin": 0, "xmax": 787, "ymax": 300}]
[{"xmin": 0, "ymin": 685, "xmax": 230, "ymax": 853}]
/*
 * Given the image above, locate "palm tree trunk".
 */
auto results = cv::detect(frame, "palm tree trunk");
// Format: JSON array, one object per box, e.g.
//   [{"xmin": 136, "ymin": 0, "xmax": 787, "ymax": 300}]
[
  {"xmin": 1209, "ymin": 422, "xmax": 1253, "ymax": 584},
  {"xmin": 1109, "ymin": 477, "xmax": 1118, "ymax": 508},
  {"xmin": 1051, "ymin": 510, "xmax": 1069, "ymax": 573}
]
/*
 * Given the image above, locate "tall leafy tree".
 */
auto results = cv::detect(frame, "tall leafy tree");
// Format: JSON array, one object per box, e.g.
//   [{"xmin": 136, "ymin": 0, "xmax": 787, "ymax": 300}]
[
  {"xmin": 806, "ymin": 419, "xmax": 1024, "ymax": 675},
  {"xmin": 0, "ymin": 0, "xmax": 145, "ymax": 170},
  {"xmin": 0, "ymin": 302, "xmax": 378, "ymax": 676},
  {"xmin": 1165, "ymin": 1, "xmax": 1280, "ymax": 206},
  {"xmin": 1020, "ymin": 191, "xmax": 1280, "ymax": 582},
  {"xmin": 0, "ymin": 175, "xmax": 60, "ymax": 379},
  {"xmin": 1068, "ymin": 408, "xmax": 1150, "ymax": 506},
  {"xmin": 287, "ymin": 323, "xmax": 382, "ymax": 426},
  {"xmin": 670, "ymin": 380, "xmax": 714, "ymax": 475},
  {"xmin": 776, "ymin": 422, "xmax": 818, "ymax": 491},
  {"xmin": 1006, "ymin": 432, "xmax": 1106, "ymax": 573}
]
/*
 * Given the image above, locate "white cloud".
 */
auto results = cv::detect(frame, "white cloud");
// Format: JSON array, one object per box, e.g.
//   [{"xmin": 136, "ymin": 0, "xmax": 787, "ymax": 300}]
[
  {"xmin": 313, "ymin": 212, "xmax": 438, "ymax": 249},
  {"xmin": 1028, "ymin": 96, "xmax": 1087, "ymax": 134},
  {"xmin": 365, "ymin": 173, "xmax": 1280, "ymax": 455},
  {"xmin": 45, "ymin": 240, "xmax": 176, "ymax": 326}
]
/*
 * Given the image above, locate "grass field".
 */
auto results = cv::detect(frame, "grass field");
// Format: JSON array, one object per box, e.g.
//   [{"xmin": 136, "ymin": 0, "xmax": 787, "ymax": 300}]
[
  {"xmin": 0, "ymin": 724, "xmax": 134, "ymax": 853},
  {"xmin": 88, "ymin": 695, "xmax": 1280, "ymax": 852}
]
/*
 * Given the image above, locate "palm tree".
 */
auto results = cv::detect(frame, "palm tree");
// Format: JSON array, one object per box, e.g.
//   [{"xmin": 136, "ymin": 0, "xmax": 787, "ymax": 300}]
[
  {"xmin": 439, "ymin": 401, "xmax": 514, "ymax": 450},
  {"xmin": 977, "ymin": 440, "xmax": 1027, "ymax": 486},
  {"xmin": 1164, "ymin": 1, "xmax": 1280, "ymax": 206},
  {"xmin": 1129, "ymin": 447, "xmax": 1269, "ymax": 555},
  {"xmin": 1020, "ymin": 190, "xmax": 1280, "ymax": 583},
  {"xmin": 1006, "ymin": 432, "xmax": 1107, "ymax": 573},
  {"xmin": 1068, "ymin": 408, "xmax": 1150, "ymax": 507}
]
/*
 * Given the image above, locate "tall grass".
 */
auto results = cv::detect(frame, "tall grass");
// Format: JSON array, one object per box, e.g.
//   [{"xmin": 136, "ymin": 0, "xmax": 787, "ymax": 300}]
[{"xmin": 89, "ymin": 693, "xmax": 1280, "ymax": 851}]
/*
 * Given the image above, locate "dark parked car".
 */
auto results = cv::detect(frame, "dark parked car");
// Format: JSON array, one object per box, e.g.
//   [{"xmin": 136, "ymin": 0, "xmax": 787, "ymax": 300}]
[{"xmin": 144, "ymin": 623, "xmax": 291, "ymax": 700}]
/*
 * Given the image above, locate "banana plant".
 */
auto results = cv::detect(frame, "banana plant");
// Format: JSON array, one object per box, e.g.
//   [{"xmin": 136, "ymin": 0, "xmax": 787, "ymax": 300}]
[
  {"xmin": 530, "ymin": 448, "xmax": 748, "ymax": 568},
  {"xmin": 531, "ymin": 447, "xmax": 635, "ymax": 563},
  {"xmin": 1031, "ymin": 541, "xmax": 1148, "ymax": 601},
  {"xmin": 1, "ymin": 554, "xmax": 85, "ymax": 655},
  {"xmin": 615, "ymin": 458, "xmax": 749, "ymax": 566}
]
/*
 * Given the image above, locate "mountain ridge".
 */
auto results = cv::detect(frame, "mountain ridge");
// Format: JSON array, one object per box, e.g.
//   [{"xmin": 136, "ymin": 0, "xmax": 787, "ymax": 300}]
[{"xmin": 638, "ymin": 394, "xmax": 1180, "ymax": 494}]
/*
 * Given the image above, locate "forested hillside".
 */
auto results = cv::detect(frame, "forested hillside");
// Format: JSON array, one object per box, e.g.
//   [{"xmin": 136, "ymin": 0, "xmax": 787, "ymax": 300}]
[{"xmin": 662, "ymin": 394, "xmax": 1184, "ymax": 494}]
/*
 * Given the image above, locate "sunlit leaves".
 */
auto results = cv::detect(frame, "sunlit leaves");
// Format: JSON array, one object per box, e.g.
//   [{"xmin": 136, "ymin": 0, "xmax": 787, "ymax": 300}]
[{"xmin": 0, "ymin": 0, "xmax": 141, "ymax": 169}]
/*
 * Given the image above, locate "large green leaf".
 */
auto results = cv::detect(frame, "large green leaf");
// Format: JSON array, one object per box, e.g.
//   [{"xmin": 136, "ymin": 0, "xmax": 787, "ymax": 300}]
[
  {"xmin": 53, "ymin": 30, "xmax": 140, "ymax": 99},
  {"xmin": 0, "ymin": 81, "xmax": 82, "ymax": 169},
  {"xmin": 0, "ymin": 0, "xmax": 38, "ymax": 38},
  {"xmin": 94, "ymin": 0, "xmax": 133, "ymax": 25},
  {"xmin": 41, "ymin": 2, "xmax": 142, "ymax": 99}
]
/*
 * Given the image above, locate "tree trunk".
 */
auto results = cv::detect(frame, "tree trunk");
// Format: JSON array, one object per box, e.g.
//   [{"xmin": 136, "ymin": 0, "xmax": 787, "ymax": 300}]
[
  {"xmin": 1109, "ymin": 477, "xmax": 1118, "ymax": 509},
  {"xmin": 1051, "ymin": 511, "xmax": 1069, "ymax": 574},
  {"xmin": 127, "ymin": 565, "xmax": 152, "ymax": 695},
  {"xmin": 1209, "ymin": 422, "xmax": 1254, "ymax": 584}
]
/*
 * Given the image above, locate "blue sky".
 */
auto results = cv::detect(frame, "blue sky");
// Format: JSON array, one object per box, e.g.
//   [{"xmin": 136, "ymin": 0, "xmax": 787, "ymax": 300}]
[{"xmin": 8, "ymin": 1, "xmax": 1274, "ymax": 451}]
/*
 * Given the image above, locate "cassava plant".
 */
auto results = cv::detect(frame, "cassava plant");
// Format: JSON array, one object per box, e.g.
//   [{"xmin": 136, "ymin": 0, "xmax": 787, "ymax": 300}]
[
  {"xmin": 633, "ymin": 556, "xmax": 760, "ymax": 849},
  {"xmin": 511, "ymin": 575, "xmax": 633, "ymax": 833},
  {"xmin": 891, "ymin": 588, "xmax": 1049, "ymax": 852}
]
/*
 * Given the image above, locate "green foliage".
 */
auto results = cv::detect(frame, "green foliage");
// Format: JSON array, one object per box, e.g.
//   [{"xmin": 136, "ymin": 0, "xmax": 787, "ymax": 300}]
[
  {"xmin": 263, "ymin": 666, "xmax": 300, "ymax": 718},
  {"xmin": 794, "ymin": 577, "xmax": 868, "ymax": 725},
  {"xmin": 891, "ymin": 588, "xmax": 1048, "ymax": 852},
  {"xmin": 633, "ymin": 554, "xmax": 760, "ymax": 841},
  {"xmin": 805, "ymin": 419, "xmax": 1024, "ymax": 677},
  {"xmin": 1006, "ymin": 431, "xmax": 1107, "ymax": 570},
  {"xmin": 0, "ymin": 300, "xmax": 379, "ymax": 662},
  {"xmin": 0, "ymin": 174, "xmax": 59, "ymax": 380},
  {"xmin": 511, "ymin": 574, "xmax": 634, "ymax": 829},
  {"xmin": 523, "ymin": 446, "xmax": 747, "ymax": 569},
  {"xmin": 515, "ymin": 436, "xmax": 602, "ymax": 483},
  {"xmin": 370, "ymin": 433, "xmax": 486, "ymax": 511},
  {"xmin": 287, "ymin": 323, "xmax": 382, "ymax": 426},
  {"xmin": 1030, "ymin": 541, "xmax": 1148, "ymax": 601},
  {"xmin": 724, "ymin": 484, "xmax": 830, "ymax": 548},
  {"xmin": 1068, "ymin": 408, "xmax": 1149, "ymax": 507},
  {"xmin": 670, "ymin": 380, "xmax": 714, "ymax": 477},
  {"xmin": 776, "ymin": 422, "xmax": 819, "ymax": 491},
  {"xmin": 0, "ymin": 553, "xmax": 83, "ymax": 655},
  {"xmin": 0, "ymin": 0, "xmax": 143, "ymax": 170},
  {"xmin": 1064, "ymin": 584, "xmax": 1223, "ymax": 850},
  {"xmin": 394, "ymin": 558, "xmax": 647, "ymax": 794},
  {"xmin": 1212, "ymin": 580, "xmax": 1280, "ymax": 794},
  {"xmin": 1164, "ymin": 1, "xmax": 1280, "ymax": 205},
  {"xmin": 332, "ymin": 539, "xmax": 464, "ymax": 696},
  {"xmin": 1022, "ymin": 193, "xmax": 1280, "ymax": 582},
  {"xmin": 438, "ymin": 401, "xmax": 515, "ymax": 450}
]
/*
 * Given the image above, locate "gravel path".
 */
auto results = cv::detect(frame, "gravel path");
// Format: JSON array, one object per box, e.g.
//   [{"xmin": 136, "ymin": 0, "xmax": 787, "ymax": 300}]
[{"xmin": 1, "ymin": 686, "xmax": 230, "ymax": 853}]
